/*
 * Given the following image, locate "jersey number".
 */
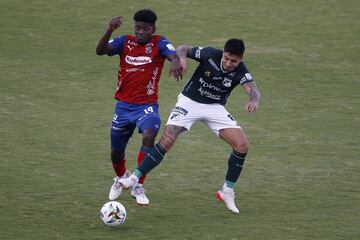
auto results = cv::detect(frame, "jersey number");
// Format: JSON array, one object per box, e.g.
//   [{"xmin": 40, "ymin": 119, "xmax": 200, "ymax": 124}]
[{"xmin": 144, "ymin": 107, "xmax": 154, "ymax": 114}]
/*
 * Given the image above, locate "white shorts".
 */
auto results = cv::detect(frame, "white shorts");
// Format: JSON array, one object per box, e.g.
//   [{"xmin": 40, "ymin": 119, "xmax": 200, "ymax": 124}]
[{"xmin": 166, "ymin": 93, "xmax": 241, "ymax": 136}]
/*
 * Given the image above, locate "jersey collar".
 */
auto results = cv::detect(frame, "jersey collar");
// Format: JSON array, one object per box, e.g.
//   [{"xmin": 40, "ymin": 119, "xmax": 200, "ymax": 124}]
[{"xmin": 220, "ymin": 59, "xmax": 229, "ymax": 73}]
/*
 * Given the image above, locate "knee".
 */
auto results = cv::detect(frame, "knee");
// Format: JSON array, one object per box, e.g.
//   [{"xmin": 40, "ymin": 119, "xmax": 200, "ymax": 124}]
[
  {"xmin": 142, "ymin": 130, "xmax": 157, "ymax": 147},
  {"xmin": 233, "ymin": 139, "xmax": 250, "ymax": 153},
  {"xmin": 111, "ymin": 149, "xmax": 125, "ymax": 163}
]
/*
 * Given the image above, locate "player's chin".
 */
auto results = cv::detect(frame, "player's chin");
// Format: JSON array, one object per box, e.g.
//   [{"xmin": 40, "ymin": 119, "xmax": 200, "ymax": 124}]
[
  {"xmin": 135, "ymin": 36, "xmax": 147, "ymax": 44},
  {"xmin": 224, "ymin": 66, "xmax": 236, "ymax": 72}
]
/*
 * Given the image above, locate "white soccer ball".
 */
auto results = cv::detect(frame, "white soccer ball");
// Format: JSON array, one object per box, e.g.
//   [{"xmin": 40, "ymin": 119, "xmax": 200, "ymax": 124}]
[{"xmin": 100, "ymin": 201, "xmax": 127, "ymax": 227}]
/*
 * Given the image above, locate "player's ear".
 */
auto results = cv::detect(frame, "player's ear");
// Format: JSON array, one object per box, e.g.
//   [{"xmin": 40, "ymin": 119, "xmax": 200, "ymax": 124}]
[{"xmin": 152, "ymin": 25, "xmax": 157, "ymax": 33}]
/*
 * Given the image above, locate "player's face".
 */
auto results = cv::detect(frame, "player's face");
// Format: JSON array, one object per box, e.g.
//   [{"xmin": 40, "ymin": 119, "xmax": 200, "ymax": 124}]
[
  {"xmin": 134, "ymin": 22, "xmax": 156, "ymax": 44},
  {"xmin": 221, "ymin": 52, "xmax": 243, "ymax": 72}
]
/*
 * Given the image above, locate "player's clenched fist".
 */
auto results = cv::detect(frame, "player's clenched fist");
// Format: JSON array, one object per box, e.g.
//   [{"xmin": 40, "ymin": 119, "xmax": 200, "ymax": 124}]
[{"xmin": 109, "ymin": 16, "xmax": 124, "ymax": 31}]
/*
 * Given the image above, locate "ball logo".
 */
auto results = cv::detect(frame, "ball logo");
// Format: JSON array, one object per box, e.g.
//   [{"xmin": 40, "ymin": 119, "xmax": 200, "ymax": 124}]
[{"xmin": 125, "ymin": 56, "xmax": 152, "ymax": 66}]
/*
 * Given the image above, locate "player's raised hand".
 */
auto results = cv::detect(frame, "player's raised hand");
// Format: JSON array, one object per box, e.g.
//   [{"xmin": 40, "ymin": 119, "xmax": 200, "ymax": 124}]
[{"xmin": 108, "ymin": 16, "xmax": 124, "ymax": 31}]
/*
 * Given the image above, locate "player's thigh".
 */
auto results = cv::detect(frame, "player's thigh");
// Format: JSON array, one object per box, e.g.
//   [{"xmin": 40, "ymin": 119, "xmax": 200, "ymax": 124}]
[
  {"xmin": 111, "ymin": 103, "xmax": 136, "ymax": 151},
  {"xmin": 166, "ymin": 94, "xmax": 202, "ymax": 131},
  {"xmin": 136, "ymin": 104, "xmax": 161, "ymax": 134},
  {"xmin": 202, "ymin": 105, "xmax": 241, "ymax": 136}
]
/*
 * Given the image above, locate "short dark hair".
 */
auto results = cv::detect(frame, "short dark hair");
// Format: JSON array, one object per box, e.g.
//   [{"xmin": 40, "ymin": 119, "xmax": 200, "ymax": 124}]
[
  {"xmin": 224, "ymin": 38, "xmax": 245, "ymax": 56},
  {"xmin": 133, "ymin": 9, "xmax": 157, "ymax": 24}
]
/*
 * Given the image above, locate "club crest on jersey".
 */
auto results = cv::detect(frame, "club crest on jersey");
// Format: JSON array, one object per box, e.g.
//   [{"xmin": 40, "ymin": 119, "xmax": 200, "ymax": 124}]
[
  {"xmin": 146, "ymin": 46, "xmax": 152, "ymax": 54},
  {"xmin": 205, "ymin": 71, "xmax": 211, "ymax": 77},
  {"xmin": 222, "ymin": 77, "xmax": 232, "ymax": 87}
]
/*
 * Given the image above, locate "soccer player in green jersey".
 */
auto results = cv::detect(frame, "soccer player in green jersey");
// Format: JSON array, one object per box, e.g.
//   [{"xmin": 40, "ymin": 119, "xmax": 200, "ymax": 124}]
[{"xmin": 119, "ymin": 38, "xmax": 260, "ymax": 213}]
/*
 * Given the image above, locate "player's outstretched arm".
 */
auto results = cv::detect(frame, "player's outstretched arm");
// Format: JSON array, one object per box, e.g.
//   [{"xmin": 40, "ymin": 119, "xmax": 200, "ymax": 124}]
[
  {"xmin": 96, "ymin": 16, "xmax": 124, "ymax": 55},
  {"xmin": 176, "ymin": 45, "xmax": 193, "ymax": 74},
  {"xmin": 242, "ymin": 82, "xmax": 261, "ymax": 113}
]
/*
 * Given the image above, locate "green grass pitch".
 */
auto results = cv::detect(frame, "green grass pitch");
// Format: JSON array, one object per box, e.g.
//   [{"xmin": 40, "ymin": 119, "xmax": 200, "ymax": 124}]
[{"xmin": 1, "ymin": 0, "xmax": 359, "ymax": 239}]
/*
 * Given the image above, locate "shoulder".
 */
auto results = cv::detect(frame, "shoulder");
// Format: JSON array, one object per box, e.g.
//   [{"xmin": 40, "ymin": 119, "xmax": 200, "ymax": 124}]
[
  {"xmin": 155, "ymin": 35, "xmax": 176, "ymax": 53},
  {"xmin": 190, "ymin": 47, "xmax": 221, "ymax": 60},
  {"xmin": 124, "ymin": 35, "xmax": 134, "ymax": 41},
  {"xmin": 153, "ymin": 35, "xmax": 168, "ymax": 43},
  {"xmin": 107, "ymin": 35, "xmax": 128, "ymax": 55},
  {"xmin": 194, "ymin": 46, "xmax": 221, "ymax": 55},
  {"xmin": 236, "ymin": 62, "xmax": 253, "ymax": 84},
  {"xmin": 109, "ymin": 35, "xmax": 130, "ymax": 46},
  {"xmin": 110, "ymin": 34, "xmax": 126, "ymax": 42}
]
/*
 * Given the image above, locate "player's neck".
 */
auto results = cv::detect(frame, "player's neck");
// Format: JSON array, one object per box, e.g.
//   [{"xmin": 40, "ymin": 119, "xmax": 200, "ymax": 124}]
[{"xmin": 136, "ymin": 35, "xmax": 154, "ymax": 45}]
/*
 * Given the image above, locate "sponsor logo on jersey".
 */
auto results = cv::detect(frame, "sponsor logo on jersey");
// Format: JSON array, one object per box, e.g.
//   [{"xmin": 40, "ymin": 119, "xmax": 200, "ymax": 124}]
[
  {"xmin": 199, "ymin": 78, "xmax": 221, "ymax": 92},
  {"xmin": 147, "ymin": 67, "xmax": 158, "ymax": 95},
  {"xmin": 205, "ymin": 71, "xmax": 211, "ymax": 77},
  {"xmin": 222, "ymin": 78, "xmax": 232, "ymax": 87},
  {"xmin": 125, "ymin": 68, "xmax": 144, "ymax": 72},
  {"xmin": 125, "ymin": 56, "xmax": 152, "ymax": 66},
  {"xmin": 197, "ymin": 87, "xmax": 221, "ymax": 100}
]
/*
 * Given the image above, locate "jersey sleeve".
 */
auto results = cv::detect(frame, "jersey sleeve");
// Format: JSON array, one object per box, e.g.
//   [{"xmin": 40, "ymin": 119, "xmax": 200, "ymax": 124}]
[
  {"xmin": 189, "ymin": 47, "xmax": 214, "ymax": 62},
  {"xmin": 158, "ymin": 36, "xmax": 176, "ymax": 58},
  {"xmin": 107, "ymin": 35, "xmax": 126, "ymax": 56},
  {"xmin": 239, "ymin": 72, "xmax": 253, "ymax": 85}
]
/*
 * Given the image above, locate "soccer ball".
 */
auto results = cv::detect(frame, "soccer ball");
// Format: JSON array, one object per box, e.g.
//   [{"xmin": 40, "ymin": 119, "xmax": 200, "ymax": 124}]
[{"xmin": 100, "ymin": 201, "xmax": 127, "ymax": 227}]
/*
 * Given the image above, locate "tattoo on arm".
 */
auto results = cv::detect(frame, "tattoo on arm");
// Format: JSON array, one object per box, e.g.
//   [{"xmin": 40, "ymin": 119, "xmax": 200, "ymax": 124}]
[{"xmin": 244, "ymin": 82, "xmax": 261, "ymax": 102}]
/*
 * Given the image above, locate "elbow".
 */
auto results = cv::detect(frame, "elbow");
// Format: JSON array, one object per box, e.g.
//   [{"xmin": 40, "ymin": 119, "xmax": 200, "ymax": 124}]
[
  {"xmin": 176, "ymin": 45, "xmax": 192, "ymax": 58},
  {"xmin": 176, "ymin": 45, "xmax": 184, "ymax": 52},
  {"xmin": 96, "ymin": 48, "xmax": 104, "ymax": 56}
]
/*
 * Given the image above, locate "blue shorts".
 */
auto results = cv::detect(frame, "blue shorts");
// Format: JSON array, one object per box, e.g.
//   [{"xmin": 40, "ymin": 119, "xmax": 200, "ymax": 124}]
[{"xmin": 111, "ymin": 101, "xmax": 161, "ymax": 138}]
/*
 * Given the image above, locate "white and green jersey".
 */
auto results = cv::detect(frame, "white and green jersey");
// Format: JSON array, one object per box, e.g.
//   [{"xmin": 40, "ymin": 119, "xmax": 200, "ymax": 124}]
[{"xmin": 181, "ymin": 47, "xmax": 253, "ymax": 105}]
